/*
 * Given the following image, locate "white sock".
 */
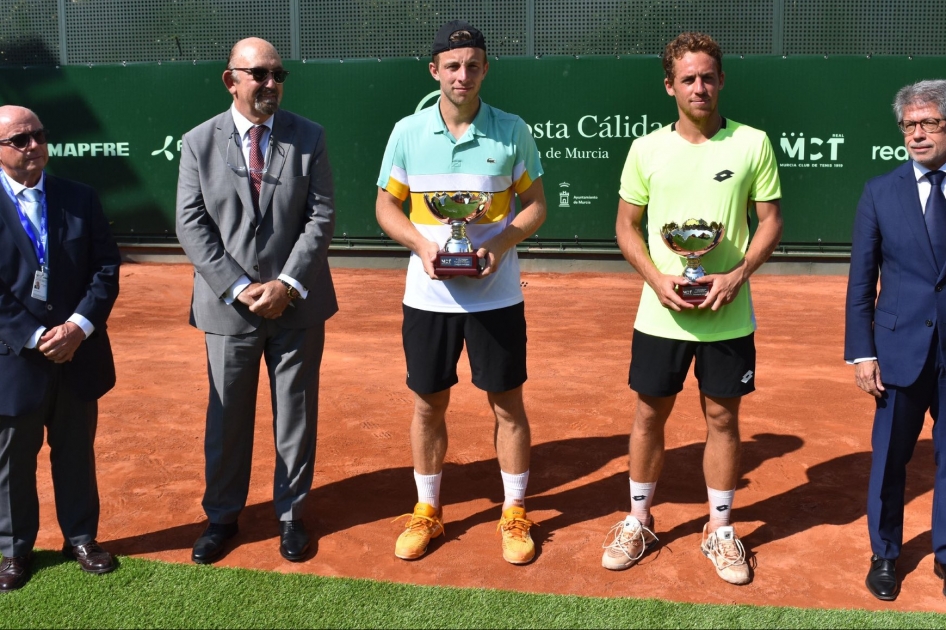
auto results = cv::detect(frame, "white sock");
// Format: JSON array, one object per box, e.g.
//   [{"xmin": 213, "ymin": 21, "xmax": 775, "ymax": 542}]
[
  {"xmin": 414, "ymin": 470, "xmax": 442, "ymax": 509},
  {"xmin": 629, "ymin": 479, "xmax": 656, "ymax": 524},
  {"xmin": 707, "ymin": 486, "xmax": 735, "ymax": 530},
  {"xmin": 501, "ymin": 470, "xmax": 529, "ymax": 509}
]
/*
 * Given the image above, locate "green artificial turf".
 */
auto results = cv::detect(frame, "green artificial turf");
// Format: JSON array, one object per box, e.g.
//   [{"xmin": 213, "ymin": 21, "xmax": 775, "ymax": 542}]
[{"xmin": 0, "ymin": 551, "xmax": 941, "ymax": 628}]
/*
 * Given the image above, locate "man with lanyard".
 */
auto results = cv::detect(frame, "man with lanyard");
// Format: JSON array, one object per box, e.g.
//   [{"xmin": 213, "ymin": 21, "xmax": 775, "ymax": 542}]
[
  {"xmin": 0, "ymin": 105, "xmax": 121, "ymax": 590},
  {"xmin": 602, "ymin": 32, "xmax": 782, "ymax": 585},
  {"xmin": 376, "ymin": 20, "xmax": 547, "ymax": 564}
]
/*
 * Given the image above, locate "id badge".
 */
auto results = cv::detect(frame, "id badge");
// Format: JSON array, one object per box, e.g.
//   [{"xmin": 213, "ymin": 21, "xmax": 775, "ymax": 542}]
[{"xmin": 31, "ymin": 268, "xmax": 48, "ymax": 301}]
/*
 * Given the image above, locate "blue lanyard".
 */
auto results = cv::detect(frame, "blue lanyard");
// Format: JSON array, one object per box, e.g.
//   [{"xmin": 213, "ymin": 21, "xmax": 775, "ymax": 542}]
[{"xmin": 1, "ymin": 172, "xmax": 47, "ymax": 267}]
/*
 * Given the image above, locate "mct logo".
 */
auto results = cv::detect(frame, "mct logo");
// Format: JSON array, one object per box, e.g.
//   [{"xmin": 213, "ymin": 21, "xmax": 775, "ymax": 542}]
[{"xmin": 779, "ymin": 133, "xmax": 845, "ymax": 161}]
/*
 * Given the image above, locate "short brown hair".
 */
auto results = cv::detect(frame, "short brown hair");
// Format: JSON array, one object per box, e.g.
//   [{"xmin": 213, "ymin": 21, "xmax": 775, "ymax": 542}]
[
  {"xmin": 431, "ymin": 46, "xmax": 488, "ymax": 68},
  {"xmin": 662, "ymin": 32, "xmax": 723, "ymax": 83}
]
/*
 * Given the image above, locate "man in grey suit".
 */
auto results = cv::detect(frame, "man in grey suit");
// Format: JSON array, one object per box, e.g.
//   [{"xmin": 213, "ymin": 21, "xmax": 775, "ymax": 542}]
[{"xmin": 176, "ymin": 37, "xmax": 337, "ymax": 564}]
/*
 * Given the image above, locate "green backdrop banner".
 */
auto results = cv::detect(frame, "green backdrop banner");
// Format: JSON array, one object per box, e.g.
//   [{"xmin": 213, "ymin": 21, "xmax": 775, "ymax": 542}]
[{"xmin": 0, "ymin": 56, "xmax": 941, "ymax": 245}]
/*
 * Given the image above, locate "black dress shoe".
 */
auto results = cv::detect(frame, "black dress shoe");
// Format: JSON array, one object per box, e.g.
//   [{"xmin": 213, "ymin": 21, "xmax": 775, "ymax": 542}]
[
  {"xmin": 279, "ymin": 520, "xmax": 310, "ymax": 562},
  {"xmin": 934, "ymin": 559, "xmax": 946, "ymax": 597},
  {"xmin": 0, "ymin": 555, "xmax": 31, "ymax": 592},
  {"xmin": 63, "ymin": 541, "xmax": 116, "ymax": 574},
  {"xmin": 192, "ymin": 522, "xmax": 238, "ymax": 564},
  {"xmin": 866, "ymin": 555, "xmax": 899, "ymax": 601}
]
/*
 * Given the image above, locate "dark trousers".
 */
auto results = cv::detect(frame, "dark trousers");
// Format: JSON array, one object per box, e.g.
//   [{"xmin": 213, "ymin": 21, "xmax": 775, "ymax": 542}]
[
  {"xmin": 0, "ymin": 365, "xmax": 99, "ymax": 557},
  {"xmin": 868, "ymin": 339, "xmax": 946, "ymax": 562}
]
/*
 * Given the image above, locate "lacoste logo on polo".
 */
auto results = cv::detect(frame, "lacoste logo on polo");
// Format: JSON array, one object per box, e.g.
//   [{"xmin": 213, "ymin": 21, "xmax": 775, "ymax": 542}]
[
  {"xmin": 632, "ymin": 495, "xmax": 646, "ymax": 501},
  {"xmin": 741, "ymin": 370, "xmax": 754, "ymax": 383},
  {"xmin": 487, "ymin": 158, "xmax": 495, "ymax": 163},
  {"xmin": 715, "ymin": 505, "xmax": 729, "ymax": 512},
  {"xmin": 714, "ymin": 170, "xmax": 734, "ymax": 182}
]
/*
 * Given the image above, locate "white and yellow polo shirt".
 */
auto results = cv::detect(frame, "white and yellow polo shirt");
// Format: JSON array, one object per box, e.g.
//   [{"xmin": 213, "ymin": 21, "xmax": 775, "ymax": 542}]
[{"xmin": 377, "ymin": 99, "xmax": 543, "ymax": 313}]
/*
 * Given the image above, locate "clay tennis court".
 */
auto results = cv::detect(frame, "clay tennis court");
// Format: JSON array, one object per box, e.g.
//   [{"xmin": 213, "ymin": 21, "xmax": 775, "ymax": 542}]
[{"xmin": 28, "ymin": 263, "xmax": 946, "ymax": 613}]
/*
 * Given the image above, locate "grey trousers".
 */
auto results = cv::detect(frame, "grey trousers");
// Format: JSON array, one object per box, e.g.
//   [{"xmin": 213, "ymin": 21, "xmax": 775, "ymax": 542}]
[{"xmin": 202, "ymin": 319, "xmax": 325, "ymax": 524}]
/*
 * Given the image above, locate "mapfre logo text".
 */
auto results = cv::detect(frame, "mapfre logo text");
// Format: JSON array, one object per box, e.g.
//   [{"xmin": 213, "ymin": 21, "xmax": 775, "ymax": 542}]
[{"xmin": 47, "ymin": 142, "xmax": 130, "ymax": 157}]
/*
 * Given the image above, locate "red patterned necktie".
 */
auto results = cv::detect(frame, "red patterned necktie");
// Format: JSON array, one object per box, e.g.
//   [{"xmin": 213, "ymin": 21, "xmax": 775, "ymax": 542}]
[{"xmin": 248, "ymin": 125, "xmax": 265, "ymax": 214}]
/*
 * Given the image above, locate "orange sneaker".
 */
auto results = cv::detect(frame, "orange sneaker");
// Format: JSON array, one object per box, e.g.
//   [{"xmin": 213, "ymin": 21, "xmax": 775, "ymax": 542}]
[
  {"xmin": 497, "ymin": 506, "xmax": 536, "ymax": 565},
  {"xmin": 393, "ymin": 502, "xmax": 444, "ymax": 560}
]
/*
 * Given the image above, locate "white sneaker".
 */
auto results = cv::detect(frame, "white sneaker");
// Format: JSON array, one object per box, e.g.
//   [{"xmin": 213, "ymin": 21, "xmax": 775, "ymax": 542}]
[
  {"xmin": 601, "ymin": 515, "xmax": 658, "ymax": 570},
  {"xmin": 700, "ymin": 524, "xmax": 751, "ymax": 585}
]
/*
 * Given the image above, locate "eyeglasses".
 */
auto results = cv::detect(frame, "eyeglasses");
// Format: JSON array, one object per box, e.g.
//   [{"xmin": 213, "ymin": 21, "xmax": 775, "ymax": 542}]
[
  {"xmin": 230, "ymin": 67, "xmax": 289, "ymax": 84},
  {"xmin": 0, "ymin": 128, "xmax": 47, "ymax": 149},
  {"xmin": 226, "ymin": 134, "xmax": 270, "ymax": 176},
  {"xmin": 898, "ymin": 118, "xmax": 946, "ymax": 134}
]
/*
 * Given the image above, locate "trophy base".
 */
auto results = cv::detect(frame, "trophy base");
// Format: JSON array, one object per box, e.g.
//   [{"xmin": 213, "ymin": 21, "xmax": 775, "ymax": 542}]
[
  {"xmin": 435, "ymin": 252, "xmax": 482, "ymax": 276},
  {"xmin": 678, "ymin": 282, "xmax": 711, "ymax": 305}
]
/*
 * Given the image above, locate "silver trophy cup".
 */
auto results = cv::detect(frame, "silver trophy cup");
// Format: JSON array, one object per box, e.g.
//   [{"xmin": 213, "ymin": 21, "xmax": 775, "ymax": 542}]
[
  {"xmin": 660, "ymin": 219, "xmax": 725, "ymax": 304},
  {"xmin": 422, "ymin": 191, "xmax": 493, "ymax": 276}
]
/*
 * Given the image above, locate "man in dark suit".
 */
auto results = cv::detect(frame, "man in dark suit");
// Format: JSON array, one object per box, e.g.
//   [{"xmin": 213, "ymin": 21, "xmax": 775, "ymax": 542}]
[
  {"xmin": 0, "ymin": 105, "xmax": 121, "ymax": 591},
  {"xmin": 176, "ymin": 37, "xmax": 336, "ymax": 564},
  {"xmin": 845, "ymin": 79, "xmax": 946, "ymax": 601}
]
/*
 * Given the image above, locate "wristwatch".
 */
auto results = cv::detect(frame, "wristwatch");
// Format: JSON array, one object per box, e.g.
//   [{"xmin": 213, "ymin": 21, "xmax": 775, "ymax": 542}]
[{"xmin": 279, "ymin": 279, "xmax": 300, "ymax": 301}]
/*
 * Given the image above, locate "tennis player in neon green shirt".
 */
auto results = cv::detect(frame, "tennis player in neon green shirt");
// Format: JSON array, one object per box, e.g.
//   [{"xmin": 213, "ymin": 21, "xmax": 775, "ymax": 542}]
[{"xmin": 601, "ymin": 32, "xmax": 783, "ymax": 586}]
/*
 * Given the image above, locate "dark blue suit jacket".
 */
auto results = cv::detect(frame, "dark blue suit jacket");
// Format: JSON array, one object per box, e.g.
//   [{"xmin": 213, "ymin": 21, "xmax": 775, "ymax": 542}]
[
  {"xmin": 0, "ymin": 174, "xmax": 121, "ymax": 416},
  {"xmin": 844, "ymin": 160, "xmax": 946, "ymax": 387}
]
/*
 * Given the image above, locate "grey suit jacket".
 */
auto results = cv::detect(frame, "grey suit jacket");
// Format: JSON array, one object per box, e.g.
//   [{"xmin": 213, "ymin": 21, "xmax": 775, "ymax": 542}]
[{"xmin": 176, "ymin": 108, "xmax": 337, "ymax": 335}]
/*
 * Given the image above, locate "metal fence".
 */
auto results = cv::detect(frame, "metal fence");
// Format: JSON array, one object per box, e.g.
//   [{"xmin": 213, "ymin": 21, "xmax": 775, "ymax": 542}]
[{"xmin": 2, "ymin": 0, "xmax": 945, "ymax": 65}]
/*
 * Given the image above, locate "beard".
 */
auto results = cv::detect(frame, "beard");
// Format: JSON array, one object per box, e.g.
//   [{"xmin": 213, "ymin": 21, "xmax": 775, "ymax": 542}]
[{"xmin": 254, "ymin": 89, "xmax": 281, "ymax": 115}]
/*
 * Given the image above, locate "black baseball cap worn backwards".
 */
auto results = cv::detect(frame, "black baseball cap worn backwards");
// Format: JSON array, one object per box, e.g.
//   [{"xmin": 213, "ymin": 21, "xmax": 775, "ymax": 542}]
[{"xmin": 432, "ymin": 20, "xmax": 487, "ymax": 55}]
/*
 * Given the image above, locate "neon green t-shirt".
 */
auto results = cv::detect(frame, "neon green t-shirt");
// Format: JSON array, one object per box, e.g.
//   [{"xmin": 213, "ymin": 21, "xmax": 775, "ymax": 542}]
[{"xmin": 619, "ymin": 119, "xmax": 781, "ymax": 341}]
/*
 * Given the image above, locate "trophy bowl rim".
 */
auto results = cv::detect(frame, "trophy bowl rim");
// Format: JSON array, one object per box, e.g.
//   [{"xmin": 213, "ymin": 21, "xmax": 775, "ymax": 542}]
[
  {"xmin": 422, "ymin": 191, "xmax": 493, "ymax": 225},
  {"xmin": 659, "ymin": 220, "xmax": 725, "ymax": 257}
]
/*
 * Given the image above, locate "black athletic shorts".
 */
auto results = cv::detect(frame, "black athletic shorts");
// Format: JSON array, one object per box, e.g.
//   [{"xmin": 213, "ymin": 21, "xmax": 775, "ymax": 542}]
[
  {"xmin": 629, "ymin": 330, "xmax": 756, "ymax": 398},
  {"xmin": 402, "ymin": 302, "xmax": 527, "ymax": 395}
]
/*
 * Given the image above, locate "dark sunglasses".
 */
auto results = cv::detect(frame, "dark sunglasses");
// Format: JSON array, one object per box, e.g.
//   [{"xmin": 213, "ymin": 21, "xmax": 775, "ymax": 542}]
[
  {"xmin": 230, "ymin": 67, "xmax": 289, "ymax": 84},
  {"xmin": 0, "ymin": 128, "xmax": 47, "ymax": 149}
]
